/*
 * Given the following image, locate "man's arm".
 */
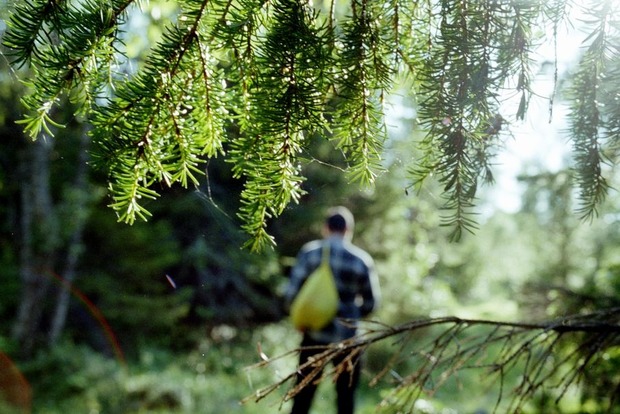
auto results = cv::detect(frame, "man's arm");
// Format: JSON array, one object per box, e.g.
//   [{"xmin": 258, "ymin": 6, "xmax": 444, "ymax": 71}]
[{"xmin": 359, "ymin": 260, "xmax": 380, "ymax": 317}]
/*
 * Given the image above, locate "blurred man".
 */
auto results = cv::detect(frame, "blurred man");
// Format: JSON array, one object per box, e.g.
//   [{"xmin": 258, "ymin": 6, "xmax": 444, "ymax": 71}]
[{"xmin": 285, "ymin": 206, "xmax": 380, "ymax": 414}]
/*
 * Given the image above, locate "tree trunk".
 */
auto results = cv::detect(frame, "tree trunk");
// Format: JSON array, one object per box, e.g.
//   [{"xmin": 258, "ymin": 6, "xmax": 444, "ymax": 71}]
[
  {"xmin": 48, "ymin": 130, "xmax": 91, "ymax": 346},
  {"xmin": 12, "ymin": 136, "xmax": 58, "ymax": 356}
]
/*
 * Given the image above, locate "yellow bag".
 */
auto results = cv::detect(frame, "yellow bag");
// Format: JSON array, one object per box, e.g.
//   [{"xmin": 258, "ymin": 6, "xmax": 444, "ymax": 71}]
[{"xmin": 290, "ymin": 244, "xmax": 339, "ymax": 331}]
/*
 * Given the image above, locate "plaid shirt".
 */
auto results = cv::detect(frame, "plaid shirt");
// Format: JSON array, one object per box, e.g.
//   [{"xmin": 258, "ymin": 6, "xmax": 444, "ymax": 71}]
[{"xmin": 285, "ymin": 235, "xmax": 380, "ymax": 343}]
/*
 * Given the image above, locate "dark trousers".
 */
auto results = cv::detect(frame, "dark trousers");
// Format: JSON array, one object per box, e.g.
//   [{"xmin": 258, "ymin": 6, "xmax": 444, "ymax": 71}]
[{"xmin": 291, "ymin": 335, "xmax": 361, "ymax": 414}]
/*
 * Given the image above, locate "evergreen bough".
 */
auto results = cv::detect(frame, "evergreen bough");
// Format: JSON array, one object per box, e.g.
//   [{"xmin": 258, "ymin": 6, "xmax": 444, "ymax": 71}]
[{"xmin": 3, "ymin": 0, "xmax": 620, "ymax": 248}]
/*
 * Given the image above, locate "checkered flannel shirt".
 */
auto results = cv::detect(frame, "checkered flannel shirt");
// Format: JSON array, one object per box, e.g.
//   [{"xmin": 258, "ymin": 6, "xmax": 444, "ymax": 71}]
[{"xmin": 285, "ymin": 235, "xmax": 380, "ymax": 343}]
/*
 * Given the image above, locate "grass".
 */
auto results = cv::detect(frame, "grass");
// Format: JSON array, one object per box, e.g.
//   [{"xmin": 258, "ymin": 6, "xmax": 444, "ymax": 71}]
[{"xmin": 5, "ymin": 324, "xmax": 391, "ymax": 414}]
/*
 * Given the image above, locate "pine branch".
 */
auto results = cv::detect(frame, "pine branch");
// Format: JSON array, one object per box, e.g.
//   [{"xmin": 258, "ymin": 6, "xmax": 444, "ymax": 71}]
[
  {"xmin": 2, "ymin": 0, "xmax": 66, "ymax": 67},
  {"xmin": 3, "ymin": 0, "xmax": 134, "ymax": 138},
  {"xmin": 412, "ymin": 0, "xmax": 504, "ymax": 240},
  {"xmin": 5, "ymin": 0, "xmax": 620, "ymax": 247},
  {"xmin": 499, "ymin": 2, "xmax": 540, "ymax": 121},
  {"xmin": 91, "ymin": 0, "xmax": 229, "ymax": 224},
  {"xmin": 331, "ymin": 0, "xmax": 395, "ymax": 186},
  {"xmin": 567, "ymin": 1, "xmax": 615, "ymax": 220},
  {"xmin": 228, "ymin": 0, "xmax": 329, "ymax": 249}
]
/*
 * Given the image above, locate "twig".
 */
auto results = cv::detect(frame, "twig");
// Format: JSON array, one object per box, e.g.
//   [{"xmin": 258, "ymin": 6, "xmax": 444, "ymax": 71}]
[{"xmin": 243, "ymin": 309, "xmax": 620, "ymax": 413}]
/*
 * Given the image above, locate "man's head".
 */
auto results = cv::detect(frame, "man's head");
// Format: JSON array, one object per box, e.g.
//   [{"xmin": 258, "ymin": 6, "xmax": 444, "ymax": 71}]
[{"xmin": 324, "ymin": 206, "xmax": 354, "ymax": 239}]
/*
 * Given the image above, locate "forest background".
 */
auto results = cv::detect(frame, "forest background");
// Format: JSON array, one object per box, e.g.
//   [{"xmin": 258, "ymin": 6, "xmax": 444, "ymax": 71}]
[{"xmin": 1, "ymin": 0, "xmax": 620, "ymax": 413}]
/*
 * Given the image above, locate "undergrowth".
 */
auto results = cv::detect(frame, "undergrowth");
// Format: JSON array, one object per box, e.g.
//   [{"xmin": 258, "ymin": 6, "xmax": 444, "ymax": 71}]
[{"xmin": 4, "ymin": 324, "xmax": 387, "ymax": 414}]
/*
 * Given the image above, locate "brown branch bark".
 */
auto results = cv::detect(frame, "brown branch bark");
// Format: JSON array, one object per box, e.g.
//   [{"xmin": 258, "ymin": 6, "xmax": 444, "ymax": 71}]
[{"xmin": 244, "ymin": 309, "xmax": 620, "ymax": 413}]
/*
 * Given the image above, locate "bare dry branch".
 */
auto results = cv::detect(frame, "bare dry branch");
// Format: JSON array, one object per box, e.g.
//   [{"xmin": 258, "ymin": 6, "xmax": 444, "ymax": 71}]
[{"xmin": 245, "ymin": 308, "xmax": 620, "ymax": 413}]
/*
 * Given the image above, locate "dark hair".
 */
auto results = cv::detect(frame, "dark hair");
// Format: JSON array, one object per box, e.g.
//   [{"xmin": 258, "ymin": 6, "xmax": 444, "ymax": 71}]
[{"xmin": 325, "ymin": 206, "xmax": 354, "ymax": 233}]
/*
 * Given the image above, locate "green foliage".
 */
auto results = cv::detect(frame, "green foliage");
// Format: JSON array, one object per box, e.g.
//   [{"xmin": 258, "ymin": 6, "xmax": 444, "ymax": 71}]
[
  {"xmin": 78, "ymin": 211, "xmax": 190, "ymax": 348},
  {"xmin": 228, "ymin": 0, "xmax": 330, "ymax": 249},
  {"xmin": 410, "ymin": 0, "xmax": 541, "ymax": 240},
  {"xmin": 18, "ymin": 340, "xmax": 123, "ymax": 412},
  {"xmin": 566, "ymin": 1, "xmax": 620, "ymax": 220},
  {"xmin": 6, "ymin": 0, "xmax": 620, "ymax": 246},
  {"xmin": 3, "ymin": 0, "xmax": 128, "ymax": 133},
  {"xmin": 13, "ymin": 325, "xmax": 377, "ymax": 414},
  {"xmin": 330, "ymin": 0, "xmax": 394, "ymax": 185}
]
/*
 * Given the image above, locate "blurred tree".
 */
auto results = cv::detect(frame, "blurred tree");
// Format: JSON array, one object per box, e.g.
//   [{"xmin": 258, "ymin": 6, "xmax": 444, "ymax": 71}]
[
  {"xmin": 1, "ymin": 96, "xmax": 102, "ymax": 355},
  {"xmin": 4, "ymin": 0, "xmax": 620, "ymax": 249},
  {"xmin": 0, "ymin": 59, "xmax": 30, "ymax": 352},
  {"xmin": 46, "ymin": 124, "xmax": 92, "ymax": 347},
  {"xmin": 12, "ymin": 133, "xmax": 56, "ymax": 355}
]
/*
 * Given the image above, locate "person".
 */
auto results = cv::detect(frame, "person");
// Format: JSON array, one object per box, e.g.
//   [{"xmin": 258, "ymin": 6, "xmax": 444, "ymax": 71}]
[{"xmin": 285, "ymin": 206, "xmax": 380, "ymax": 414}]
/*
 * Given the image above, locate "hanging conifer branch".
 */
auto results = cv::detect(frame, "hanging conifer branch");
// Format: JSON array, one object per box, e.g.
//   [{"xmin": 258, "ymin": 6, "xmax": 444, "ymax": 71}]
[
  {"xmin": 568, "ymin": 1, "xmax": 616, "ymax": 220},
  {"xmin": 332, "ymin": 0, "xmax": 393, "ymax": 185},
  {"xmin": 413, "ymin": 0, "xmax": 504, "ymax": 239},
  {"xmin": 507, "ymin": 3, "xmax": 537, "ymax": 121},
  {"xmin": 4, "ymin": 0, "xmax": 620, "ymax": 248},
  {"xmin": 89, "ymin": 0, "xmax": 233, "ymax": 224},
  {"xmin": 226, "ymin": 0, "xmax": 331, "ymax": 249},
  {"xmin": 5, "ymin": 0, "xmax": 133, "ymax": 137}
]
